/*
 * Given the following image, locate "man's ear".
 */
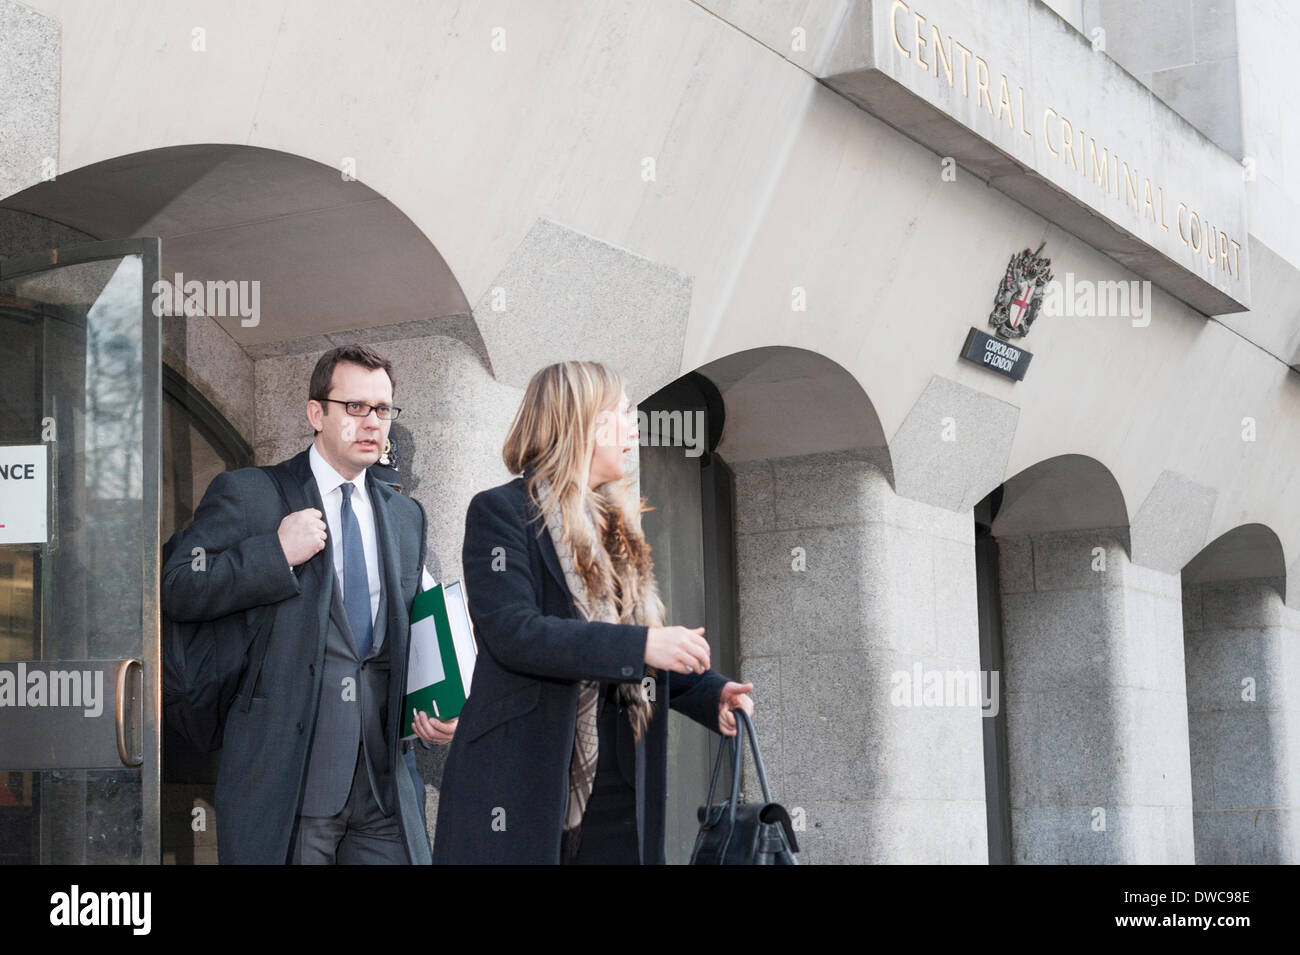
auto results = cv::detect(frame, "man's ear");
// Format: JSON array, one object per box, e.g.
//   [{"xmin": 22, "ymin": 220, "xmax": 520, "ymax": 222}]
[{"xmin": 307, "ymin": 399, "xmax": 324, "ymax": 434}]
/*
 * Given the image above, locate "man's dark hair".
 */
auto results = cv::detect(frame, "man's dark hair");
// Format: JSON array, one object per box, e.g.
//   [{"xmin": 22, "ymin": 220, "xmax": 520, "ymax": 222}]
[{"xmin": 309, "ymin": 344, "xmax": 395, "ymax": 402}]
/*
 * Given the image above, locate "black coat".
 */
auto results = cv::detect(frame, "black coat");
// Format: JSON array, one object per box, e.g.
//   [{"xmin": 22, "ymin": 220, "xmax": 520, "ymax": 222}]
[
  {"xmin": 161, "ymin": 448, "xmax": 432, "ymax": 864},
  {"xmin": 432, "ymin": 475, "xmax": 728, "ymax": 864}
]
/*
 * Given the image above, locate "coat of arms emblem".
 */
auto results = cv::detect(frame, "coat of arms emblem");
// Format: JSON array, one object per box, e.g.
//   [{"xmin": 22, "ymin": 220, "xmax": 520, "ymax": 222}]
[{"xmin": 989, "ymin": 242, "xmax": 1052, "ymax": 339}]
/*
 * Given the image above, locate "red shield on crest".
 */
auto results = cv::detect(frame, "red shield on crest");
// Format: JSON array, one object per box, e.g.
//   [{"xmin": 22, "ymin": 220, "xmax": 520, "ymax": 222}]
[{"xmin": 1009, "ymin": 282, "xmax": 1033, "ymax": 329}]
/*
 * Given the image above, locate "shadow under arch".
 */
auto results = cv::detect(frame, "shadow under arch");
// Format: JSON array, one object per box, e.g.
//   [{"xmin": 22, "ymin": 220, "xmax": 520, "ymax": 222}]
[
  {"xmin": 1183, "ymin": 522, "xmax": 1287, "ymax": 598},
  {"xmin": 689, "ymin": 344, "xmax": 893, "ymax": 483},
  {"xmin": 986, "ymin": 453, "xmax": 1131, "ymax": 553},
  {"xmin": 0, "ymin": 143, "xmax": 474, "ymax": 357}
]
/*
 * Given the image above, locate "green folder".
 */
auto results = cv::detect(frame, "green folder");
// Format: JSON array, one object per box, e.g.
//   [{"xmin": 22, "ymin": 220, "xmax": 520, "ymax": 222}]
[{"xmin": 402, "ymin": 581, "xmax": 477, "ymax": 738}]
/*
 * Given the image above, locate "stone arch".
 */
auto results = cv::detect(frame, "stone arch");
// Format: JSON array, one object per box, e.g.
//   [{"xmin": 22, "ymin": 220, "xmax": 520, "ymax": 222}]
[
  {"xmin": 683, "ymin": 346, "xmax": 986, "ymax": 863},
  {"xmin": 2, "ymin": 143, "xmax": 475, "ymax": 442},
  {"xmin": 1184, "ymin": 523, "xmax": 1287, "ymax": 592},
  {"xmin": 982, "ymin": 453, "xmax": 1194, "ymax": 863},
  {"xmin": 2, "ymin": 143, "xmax": 503, "ymax": 851},
  {"xmin": 1181, "ymin": 522, "xmax": 1299, "ymax": 863},
  {"xmin": 694, "ymin": 344, "xmax": 889, "ymax": 475},
  {"xmin": 988, "ymin": 453, "xmax": 1130, "ymax": 542}
]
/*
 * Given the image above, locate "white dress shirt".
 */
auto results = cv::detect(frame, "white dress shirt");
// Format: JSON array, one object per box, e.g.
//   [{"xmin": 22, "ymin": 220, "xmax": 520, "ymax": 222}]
[{"xmin": 308, "ymin": 445, "xmax": 437, "ymax": 643}]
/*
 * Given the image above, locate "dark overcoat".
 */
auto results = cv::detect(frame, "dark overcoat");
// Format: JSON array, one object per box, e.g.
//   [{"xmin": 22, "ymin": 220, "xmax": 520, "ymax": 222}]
[
  {"xmin": 431, "ymin": 474, "xmax": 727, "ymax": 864},
  {"xmin": 161, "ymin": 447, "xmax": 432, "ymax": 864}
]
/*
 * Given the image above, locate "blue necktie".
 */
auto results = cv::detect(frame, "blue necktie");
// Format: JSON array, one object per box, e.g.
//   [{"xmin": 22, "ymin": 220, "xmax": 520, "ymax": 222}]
[{"xmin": 339, "ymin": 482, "xmax": 373, "ymax": 659}]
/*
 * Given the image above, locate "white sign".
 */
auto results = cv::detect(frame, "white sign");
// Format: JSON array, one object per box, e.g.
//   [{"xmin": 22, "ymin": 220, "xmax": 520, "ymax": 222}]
[{"xmin": 0, "ymin": 445, "xmax": 48, "ymax": 545}]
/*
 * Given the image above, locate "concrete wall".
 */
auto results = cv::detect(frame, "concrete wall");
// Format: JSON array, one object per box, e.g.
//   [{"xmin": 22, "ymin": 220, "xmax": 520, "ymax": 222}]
[
  {"xmin": 0, "ymin": 0, "xmax": 58, "ymax": 202},
  {"xmin": 1090, "ymin": 0, "xmax": 1243, "ymax": 156},
  {"xmin": 8, "ymin": 0, "xmax": 1300, "ymax": 864},
  {"xmin": 732, "ymin": 451, "xmax": 988, "ymax": 863},
  {"xmin": 1238, "ymin": 0, "xmax": 1300, "ymax": 271},
  {"xmin": 0, "ymin": 209, "xmax": 88, "ymax": 260},
  {"xmin": 11, "ymin": 0, "xmax": 1300, "ymax": 603},
  {"xmin": 1184, "ymin": 578, "xmax": 1300, "ymax": 862},
  {"xmin": 163, "ymin": 314, "xmax": 256, "ymax": 444},
  {"xmin": 997, "ymin": 529, "xmax": 1194, "ymax": 862}
]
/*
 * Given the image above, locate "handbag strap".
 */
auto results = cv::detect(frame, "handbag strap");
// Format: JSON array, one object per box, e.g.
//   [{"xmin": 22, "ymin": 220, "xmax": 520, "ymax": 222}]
[
  {"xmin": 726, "ymin": 722, "xmax": 745, "ymax": 828},
  {"xmin": 724, "ymin": 710, "xmax": 774, "ymax": 828},
  {"xmin": 701, "ymin": 709, "xmax": 775, "ymax": 829},
  {"xmin": 703, "ymin": 719, "xmax": 730, "ymax": 809},
  {"xmin": 735, "ymin": 709, "xmax": 774, "ymax": 804},
  {"xmin": 695, "ymin": 718, "xmax": 744, "ymax": 863}
]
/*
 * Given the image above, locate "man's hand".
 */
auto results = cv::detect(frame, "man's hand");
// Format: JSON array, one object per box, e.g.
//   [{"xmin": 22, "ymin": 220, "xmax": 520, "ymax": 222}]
[
  {"xmin": 718, "ymin": 681, "xmax": 755, "ymax": 737},
  {"xmin": 412, "ymin": 710, "xmax": 457, "ymax": 745},
  {"xmin": 278, "ymin": 507, "xmax": 327, "ymax": 567}
]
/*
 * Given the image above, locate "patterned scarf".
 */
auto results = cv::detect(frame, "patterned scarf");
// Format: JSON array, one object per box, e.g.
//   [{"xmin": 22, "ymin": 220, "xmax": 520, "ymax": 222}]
[{"xmin": 532, "ymin": 476, "xmax": 662, "ymax": 843}]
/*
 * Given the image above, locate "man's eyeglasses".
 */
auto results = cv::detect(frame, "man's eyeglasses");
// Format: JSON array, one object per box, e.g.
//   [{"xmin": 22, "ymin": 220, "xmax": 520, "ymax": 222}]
[{"xmin": 315, "ymin": 398, "xmax": 402, "ymax": 421}]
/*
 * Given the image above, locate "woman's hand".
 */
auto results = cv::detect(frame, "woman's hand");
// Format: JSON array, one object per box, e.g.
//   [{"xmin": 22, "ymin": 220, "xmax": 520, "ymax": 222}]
[
  {"xmin": 412, "ymin": 710, "xmax": 458, "ymax": 745},
  {"xmin": 717, "ymin": 682, "xmax": 755, "ymax": 737},
  {"xmin": 645, "ymin": 626, "xmax": 711, "ymax": 674}
]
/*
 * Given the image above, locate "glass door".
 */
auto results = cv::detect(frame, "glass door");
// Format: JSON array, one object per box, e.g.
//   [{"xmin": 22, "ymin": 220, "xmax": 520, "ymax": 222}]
[{"xmin": 0, "ymin": 239, "xmax": 161, "ymax": 864}]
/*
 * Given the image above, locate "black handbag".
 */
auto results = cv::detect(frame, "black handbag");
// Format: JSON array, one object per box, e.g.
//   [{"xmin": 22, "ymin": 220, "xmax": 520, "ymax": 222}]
[{"xmin": 690, "ymin": 709, "xmax": 799, "ymax": 864}]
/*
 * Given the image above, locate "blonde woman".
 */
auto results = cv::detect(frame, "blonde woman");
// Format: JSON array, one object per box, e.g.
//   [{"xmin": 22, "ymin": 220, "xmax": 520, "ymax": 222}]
[{"xmin": 427, "ymin": 361, "xmax": 754, "ymax": 864}]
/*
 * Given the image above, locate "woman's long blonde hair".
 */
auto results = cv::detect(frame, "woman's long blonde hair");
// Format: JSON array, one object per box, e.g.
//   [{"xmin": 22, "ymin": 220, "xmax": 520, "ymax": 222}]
[{"xmin": 503, "ymin": 360, "xmax": 660, "ymax": 635}]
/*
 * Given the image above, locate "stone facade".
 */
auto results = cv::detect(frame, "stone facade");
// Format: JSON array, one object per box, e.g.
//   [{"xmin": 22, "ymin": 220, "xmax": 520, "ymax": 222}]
[{"xmin": 4, "ymin": 0, "xmax": 1300, "ymax": 865}]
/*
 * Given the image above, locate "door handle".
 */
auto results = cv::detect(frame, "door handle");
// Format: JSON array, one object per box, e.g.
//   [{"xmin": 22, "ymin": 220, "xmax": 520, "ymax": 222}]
[{"xmin": 115, "ymin": 658, "xmax": 142, "ymax": 767}]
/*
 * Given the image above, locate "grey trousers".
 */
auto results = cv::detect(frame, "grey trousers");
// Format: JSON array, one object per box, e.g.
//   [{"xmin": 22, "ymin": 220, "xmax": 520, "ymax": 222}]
[{"xmin": 289, "ymin": 744, "xmax": 408, "ymax": 864}]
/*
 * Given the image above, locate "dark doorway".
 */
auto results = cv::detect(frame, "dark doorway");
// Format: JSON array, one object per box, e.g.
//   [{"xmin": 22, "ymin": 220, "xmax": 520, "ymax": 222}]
[{"xmin": 637, "ymin": 372, "xmax": 738, "ymax": 864}]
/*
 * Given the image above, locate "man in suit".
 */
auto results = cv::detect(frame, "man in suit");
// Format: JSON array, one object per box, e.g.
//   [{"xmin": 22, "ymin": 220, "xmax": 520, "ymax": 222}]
[{"xmin": 162, "ymin": 343, "xmax": 455, "ymax": 864}]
